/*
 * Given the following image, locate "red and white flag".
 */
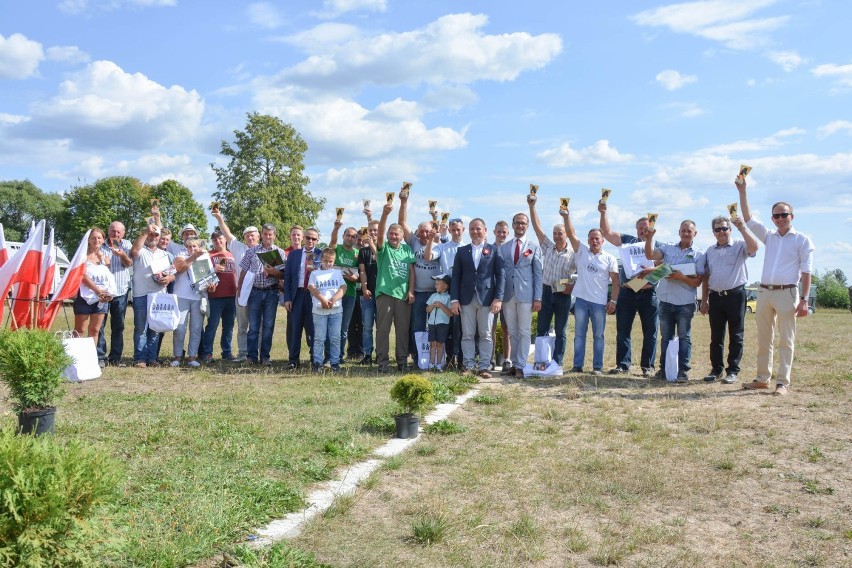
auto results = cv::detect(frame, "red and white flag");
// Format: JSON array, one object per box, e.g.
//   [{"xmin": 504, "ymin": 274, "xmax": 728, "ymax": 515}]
[
  {"xmin": 38, "ymin": 227, "xmax": 57, "ymax": 300},
  {"xmin": 38, "ymin": 229, "xmax": 91, "ymax": 330},
  {"xmin": 0, "ymin": 220, "xmax": 44, "ymax": 328},
  {"xmin": 0, "ymin": 223, "xmax": 8, "ymax": 268}
]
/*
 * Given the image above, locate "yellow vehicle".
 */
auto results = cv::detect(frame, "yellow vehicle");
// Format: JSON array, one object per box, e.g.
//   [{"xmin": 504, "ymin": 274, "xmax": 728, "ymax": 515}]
[{"xmin": 745, "ymin": 287, "xmax": 758, "ymax": 314}]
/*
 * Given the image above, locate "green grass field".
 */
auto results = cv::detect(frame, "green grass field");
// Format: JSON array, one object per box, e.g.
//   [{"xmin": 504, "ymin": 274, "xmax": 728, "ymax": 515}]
[{"xmin": 2, "ymin": 308, "xmax": 850, "ymax": 567}]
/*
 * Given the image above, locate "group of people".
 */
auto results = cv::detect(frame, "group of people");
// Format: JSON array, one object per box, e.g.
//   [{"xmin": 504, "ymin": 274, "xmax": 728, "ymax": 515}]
[{"xmin": 75, "ymin": 177, "xmax": 813, "ymax": 395}]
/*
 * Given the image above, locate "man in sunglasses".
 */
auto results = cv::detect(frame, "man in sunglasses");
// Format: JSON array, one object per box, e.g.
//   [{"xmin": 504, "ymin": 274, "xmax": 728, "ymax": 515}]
[
  {"xmin": 698, "ymin": 215, "xmax": 759, "ymax": 384},
  {"xmin": 737, "ymin": 178, "xmax": 814, "ymax": 396}
]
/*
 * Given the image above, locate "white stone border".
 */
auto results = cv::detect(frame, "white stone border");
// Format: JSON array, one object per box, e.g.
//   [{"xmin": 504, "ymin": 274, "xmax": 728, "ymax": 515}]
[{"xmin": 252, "ymin": 388, "xmax": 481, "ymax": 546}]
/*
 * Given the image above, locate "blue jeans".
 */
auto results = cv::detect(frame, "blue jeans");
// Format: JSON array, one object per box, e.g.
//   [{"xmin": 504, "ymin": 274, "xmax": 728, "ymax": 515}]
[
  {"xmin": 247, "ymin": 287, "xmax": 279, "ymax": 361},
  {"xmin": 133, "ymin": 295, "xmax": 160, "ymax": 364},
  {"xmin": 173, "ymin": 297, "xmax": 203, "ymax": 358},
  {"xmin": 658, "ymin": 301, "xmax": 695, "ymax": 376},
  {"xmin": 360, "ymin": 296, "xmax": 376, "ymax": 356},
  {"xmin": 409, "ymin": 291, "xmax": 431, "ymax": 357},
  {"xmin": 98, "ymin": 293, "xmax": 129, "ymax": 363},
  {"xmin": 326, "ymin": 294, "xmax": 356, "ymax": 361},
  {"xmin": 201, "ymin": 296, "xmax": 236, "ymax": 359},
  {"xmin": 615, "ymin": 288, "xmax": 659, "ymax": 371},
  {"xmin": 313, "ymin": 311, "xmax": 342, "ymax": 365},
  {"xmin": 573, "ymin": 297, "xmax": 607, "ymax": 370},
  {"xmin": 537, "ymin": 284, "xmax": 571, "ymax": 365}
]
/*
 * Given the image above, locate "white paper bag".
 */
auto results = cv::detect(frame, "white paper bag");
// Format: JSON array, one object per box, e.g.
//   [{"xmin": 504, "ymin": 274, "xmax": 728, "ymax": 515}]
[
  {"xmin": 62, "ymin": 336, "xmax": 102, "ymax": 382},
  {"xmin": 238, "ymin": 271, "xmax": 255, "ymax": 307},
  {"xmin": 147, "ymin": 292, "xmax": 180, "ymax": 332},
  {"xmin": 665, "ymin": 337, "xmax": 679, "ymax": 382},
  {"xmin": 534, "ymin": 335, "xmax": 554, "ymax": 363}
]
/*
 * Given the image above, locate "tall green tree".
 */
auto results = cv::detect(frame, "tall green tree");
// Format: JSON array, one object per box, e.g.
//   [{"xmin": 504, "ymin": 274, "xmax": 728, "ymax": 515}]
[
  {"xmin": 211, "ymin": 112, "xmax": 323, "ymax": 243},
  {"xmin": 814, "ymin": 269, "xmax": 850, "ymax": 309},
  {"xmin": 0, "ymin": 180, "xmax": 65, "ymax": 242},
  {"xmin": 58, "ymin": 176, "xmax": 206, "ymax": 248},
  {"xmin": 149, "ymin": 179, "xmax": 208, "ymax": 237},
  {"xmin": 58, "ymin": 177, "xmax": 148, "ymax": 248}
]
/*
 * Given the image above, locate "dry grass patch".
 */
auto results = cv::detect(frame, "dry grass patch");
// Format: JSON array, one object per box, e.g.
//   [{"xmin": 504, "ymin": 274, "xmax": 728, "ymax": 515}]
[{"xmin": 292, "ymin": 311, "xmax": 852, "ymax": 567}]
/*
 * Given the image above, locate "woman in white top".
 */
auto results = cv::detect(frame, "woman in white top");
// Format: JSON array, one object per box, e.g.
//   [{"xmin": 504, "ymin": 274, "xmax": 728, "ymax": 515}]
[
  {"xmin": 171, "ymin": 238, "xmax": 212, "ymax": 367},
  {"xmin": 74, "ymin": 227, "xmax": 115, "ymax": 341}
]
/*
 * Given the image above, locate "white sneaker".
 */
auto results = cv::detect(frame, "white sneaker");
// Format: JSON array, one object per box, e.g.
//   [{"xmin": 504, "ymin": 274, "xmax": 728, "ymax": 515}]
[
  {"xmin": 187, "ymin": 360, "xmax": 201, "ymax": 368},
  {"xmin": 170, "ymin": 360, "xmax": 180, "ymax": 367}
]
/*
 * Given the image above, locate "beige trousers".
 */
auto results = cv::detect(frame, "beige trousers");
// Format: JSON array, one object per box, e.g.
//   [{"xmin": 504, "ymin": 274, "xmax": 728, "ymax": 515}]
[{"xmin": 755, "ymin": 287, "xmax": 798, "ymax": 386}]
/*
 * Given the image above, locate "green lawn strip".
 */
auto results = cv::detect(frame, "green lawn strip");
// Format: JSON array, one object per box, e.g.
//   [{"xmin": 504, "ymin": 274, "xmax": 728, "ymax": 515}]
[{"xmin": 3, "ymin": 370, "xmax": 399, "ymax": 567}]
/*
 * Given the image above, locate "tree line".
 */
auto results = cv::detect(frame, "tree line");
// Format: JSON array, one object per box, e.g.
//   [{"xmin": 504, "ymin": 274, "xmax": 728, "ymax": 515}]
[{"xmin": 1, "ymin": 112, "xmax": 325, "ymax": 250}]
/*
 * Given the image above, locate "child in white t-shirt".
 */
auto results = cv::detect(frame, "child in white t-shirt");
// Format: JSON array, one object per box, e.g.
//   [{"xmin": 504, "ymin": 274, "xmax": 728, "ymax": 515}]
[
  {"xmin": 308, "ymin": 248, "xmax": 347, "ymax": 371},
  {"xmin": 425, "ymin": 274, "xmax": 453, "ymax": 371}
]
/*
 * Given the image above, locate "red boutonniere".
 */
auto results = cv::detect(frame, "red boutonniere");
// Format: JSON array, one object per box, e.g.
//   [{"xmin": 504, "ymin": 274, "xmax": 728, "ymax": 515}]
[
  {"xmin": 523, "ymin": 249, "xmax": 532, "ymax": 257},
  {"xmin": 482, "ymin": 248, "xmax": 491, "ymax": 256}
]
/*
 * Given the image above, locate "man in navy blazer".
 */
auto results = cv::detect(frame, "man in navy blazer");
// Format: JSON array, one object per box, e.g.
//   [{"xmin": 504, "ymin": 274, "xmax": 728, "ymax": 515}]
[
  {"xmin": 450, "ymin": 218, "xmax": 505, "ymax": 378},
  {"xmin": 500, "ymin": 211, "xmax": 543, "ymax": 377},
  {"xmin": 282, "ymin": 227, "xmax": 323, "ymax": 369}
]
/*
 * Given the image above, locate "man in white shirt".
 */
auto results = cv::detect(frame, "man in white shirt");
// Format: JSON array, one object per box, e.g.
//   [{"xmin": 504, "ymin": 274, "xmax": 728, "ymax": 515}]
[
  {"xmin": 737, "ymin": 178, "xmax": 814, "ymax": 395},
  {"xmin": 438, "ymin": 218, "xmax": 465, "ymax": 369}
]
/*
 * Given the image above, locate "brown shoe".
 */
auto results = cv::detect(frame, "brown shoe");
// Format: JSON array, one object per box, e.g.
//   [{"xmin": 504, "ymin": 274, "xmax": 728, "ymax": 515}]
[
  {"xmin": 134, "ymin": 362, "xmax": 147, "ymax": 368},
  {"xmin": 500, "ymin": 365, "xmax": 514, "ymax": 376},
  {"xmin": 478, "ymin": 370, "xmax": 492, "ymax": 379},
  {"xmin": 513, "ymin": 367, "xmax": 525, "ymax": 378},
  {"xmin": 774, "ymin": 384, "xmax": 789, "ymax": 396},
  {"xmin": 743, "ymin": 380, "xmax": 770, "ymax": 390}
]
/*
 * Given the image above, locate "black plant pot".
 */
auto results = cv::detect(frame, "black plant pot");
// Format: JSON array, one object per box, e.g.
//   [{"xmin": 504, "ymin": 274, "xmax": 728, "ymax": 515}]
[
  {"xmin": 394, "ymin": 413, "xmax": 420, "ymax": 439},
  {"xmin": 18, "ymin": 407, "xmax": 57, "ymax": 436}
]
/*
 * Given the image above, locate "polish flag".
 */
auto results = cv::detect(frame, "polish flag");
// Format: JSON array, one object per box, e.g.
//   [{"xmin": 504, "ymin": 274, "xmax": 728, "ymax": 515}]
[
  {"xmin": 0, "ymin": 223, "xmax": 8, "ymax": 268},
  {"xmin": 39, "ymin": 229, "xmax": 91, "ymax": 330},
  {"xmin": 0, "ymin": 220, "xmax": 45, "ymax": 328}
]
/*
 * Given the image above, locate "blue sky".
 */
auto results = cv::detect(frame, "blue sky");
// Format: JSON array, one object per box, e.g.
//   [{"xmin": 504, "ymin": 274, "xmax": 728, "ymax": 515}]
[{"xmin": 1, "ymin": 0, "xmax": 850, "ymax": 279}]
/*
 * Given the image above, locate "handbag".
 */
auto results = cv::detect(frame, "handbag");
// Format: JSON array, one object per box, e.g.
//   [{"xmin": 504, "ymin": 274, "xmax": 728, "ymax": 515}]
[
  {"xmin": 58, "ymin": 332, "xmax": 102, "ymax": 382},
  {"xmin": 147, "ymin": 292, "xmax": 180, "ymax": 332}
]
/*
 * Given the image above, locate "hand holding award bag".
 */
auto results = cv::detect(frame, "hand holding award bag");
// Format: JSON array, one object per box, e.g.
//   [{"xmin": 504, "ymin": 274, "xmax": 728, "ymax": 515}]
[{"xmin": 147, "ymin": 292, "xmax": 180, "ymax": 332}]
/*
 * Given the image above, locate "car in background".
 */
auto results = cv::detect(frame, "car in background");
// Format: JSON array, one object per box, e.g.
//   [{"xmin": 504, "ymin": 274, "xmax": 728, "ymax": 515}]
[{"xmin": 746, "ymin": 287, "xmax": 758, "ymax": 313}]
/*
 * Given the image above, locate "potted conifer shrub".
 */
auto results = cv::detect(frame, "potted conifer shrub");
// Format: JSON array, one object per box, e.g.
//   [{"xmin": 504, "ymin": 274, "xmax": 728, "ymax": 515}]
[
  {"xmin": 390, "ymin": 374, "xmax": 434, "ymax": 439},
  {"xmin": 0, "ymin": 328, "xmax": 71, "ymax": 435}
]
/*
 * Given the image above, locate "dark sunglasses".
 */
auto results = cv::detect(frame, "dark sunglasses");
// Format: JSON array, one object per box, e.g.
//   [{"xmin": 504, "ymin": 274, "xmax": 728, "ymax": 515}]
[
  {"xmin": 713, "ymin": 227, "xmax": 730, "ymax": 233},
  {"xmin": 304, "ymin": 236, "xmax": 318, "ymax": 241},
  {"xmin": 772, "ymin": 212, "xmax": 791, "ymax": 219}
]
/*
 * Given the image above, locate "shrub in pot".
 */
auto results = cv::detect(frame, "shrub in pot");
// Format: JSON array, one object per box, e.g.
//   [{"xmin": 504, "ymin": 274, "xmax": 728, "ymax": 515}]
[
  {"xmin": 0, "ymin": 328, "xmax": 72, "ymax": 435},
  {"xmin": 0, "ymin": 427, "xmax": 121, "ymax": 566},
  {"xmin": 390, "ymin": 375, "xmax": 434, "ymax": 439}
]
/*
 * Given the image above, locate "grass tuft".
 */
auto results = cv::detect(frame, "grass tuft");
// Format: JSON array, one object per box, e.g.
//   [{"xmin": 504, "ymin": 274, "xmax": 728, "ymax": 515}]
[
  {"xmin": 411, "ymin": 512, "xmax": 451, "ymax": 545},
  {"xmin": 424, "ymin": 420, "xmax": 467, "ymax": 435}
]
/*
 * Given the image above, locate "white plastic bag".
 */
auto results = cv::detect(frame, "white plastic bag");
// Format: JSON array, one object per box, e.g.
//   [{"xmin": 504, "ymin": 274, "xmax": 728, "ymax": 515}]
[
  {"xmin": 665, "ymin": 337, "xmax": 679, "ymax": 382},
  {"xmin": 147, "ymin": 292, "xmax": 180, "ymax": 333},
  {"xmin": 238, "ymin": 271, "xmax": 255, "ymax": 307},
  {"xmin": 534, "ymin": 335, "xmax": 555, "ymax": 363},
  {"xmin": 61, "ymin": 334, "xmax": 101, "ymax": 382},
  {"xmin": 415, "ymin": 330, "xmax": 431, "ymax": 370}
]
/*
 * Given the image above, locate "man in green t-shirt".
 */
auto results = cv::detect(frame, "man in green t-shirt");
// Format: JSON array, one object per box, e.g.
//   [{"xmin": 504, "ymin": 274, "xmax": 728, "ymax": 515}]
[
  {"xmin": 329, "ymin": 220, "xmax": 360, "ymax": 359},
  {"xmin": 375, "ymin": 200, "xmax": 415, "ymax": 372}
]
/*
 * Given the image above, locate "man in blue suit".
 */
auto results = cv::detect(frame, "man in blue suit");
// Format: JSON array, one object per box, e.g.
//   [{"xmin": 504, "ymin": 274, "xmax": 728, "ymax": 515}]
[
  {"xmin": 450, "ymin": 218, "xmax": 505, "ymax": 378},
  {"xmin": 500, "ymin": 211, "xmax": 543, "ymax": 377},
  {"xmin": 282, "ymin": 227, "xmax": 323, "ymax": 370}
]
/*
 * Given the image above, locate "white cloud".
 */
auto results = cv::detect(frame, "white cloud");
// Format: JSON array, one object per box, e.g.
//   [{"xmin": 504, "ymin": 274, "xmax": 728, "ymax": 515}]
[
  {"xmin": 824, "ymin": 241, "xmax": 852, "ymax": 254},
  {"xmin": 700, "ymin": 127, "xmax": 805, "ymax": 154},
  {"xmin": 664, "ymin": 102, "xmax": 705, "ymax": 118},
  {"xmin": 421, "ymin": 85, "xmax": 479, "ymax": 110},
  {"xmin": 0, "ymin": 113, "xmax": 28, "ymax": 125},
  {"xmin": 632, "ymin": 0, "xmax": 788, "ymax": 50},
  {"xmin": 46, "ymin": 45, "xmax": 91, "ymax": 64},
  {"xmin": 317, "ymin": 0, "xmax": 387, "ymax": 18},
  {"xmin": 254, "ymin": 85, "xmax": 467, "ymax": 161},
  {"xmin": 811, "ymin": 62, "xmax": 852, "ymax": 88},
  {"xmin": 656, "ymin": 69, "xmax": 697, "ymax": 90},
  {"xmin": 247, "ymin": 2, "xmax": 284, "ymax": 30},
  {"xmin": 537, "ymin": 140, "xmax": 634, "ymax": 167},
  {"xmin": 20, "ymin": 60, "xmax": 204, "ymax": 150},
  {"xmin": 58, "ymin": 0, "xmax": 177, "ymax": 14},
  {"xmin": 768, "ymin": 50, "xmax": 806, "ymax": 72},
  {"xmin": 279, "ymin": 13, "xmax": 563, "ymax": 89},
  {"xmin": 0, "ymin": 33, "xmax": 44, "ymax": 79},
  {"xmin": 817, "ymin": 120, "xmax": 852, "ymax": 138}
]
